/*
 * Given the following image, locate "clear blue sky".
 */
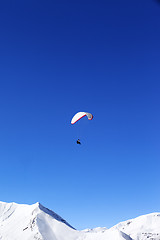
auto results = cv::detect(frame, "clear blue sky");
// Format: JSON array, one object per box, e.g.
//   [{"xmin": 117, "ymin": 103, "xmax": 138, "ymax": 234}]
[{"xmin": 0, "ymin": 0, "xmax": 160, "ymax": 230}]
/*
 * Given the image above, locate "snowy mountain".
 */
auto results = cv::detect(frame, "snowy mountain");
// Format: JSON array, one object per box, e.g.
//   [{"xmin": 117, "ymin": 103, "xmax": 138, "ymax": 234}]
[
  {"xmin": 115, "ymin": 212, "xmax": 160, "ymax": 240},
  {"xmin": 0, "ymin": 201, "xmax": 159, "ymax": 240}
]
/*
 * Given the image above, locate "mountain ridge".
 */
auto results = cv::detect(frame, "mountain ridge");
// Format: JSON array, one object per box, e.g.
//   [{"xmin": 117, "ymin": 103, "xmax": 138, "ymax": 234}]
[{"xmin": 0, "ymin": 201, "xmax": 159, "ymax": 240}]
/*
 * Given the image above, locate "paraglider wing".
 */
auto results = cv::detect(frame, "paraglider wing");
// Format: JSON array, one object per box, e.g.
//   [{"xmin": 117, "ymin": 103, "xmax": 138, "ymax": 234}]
[{"xmin": 71, "ymin": 112, "xmax": 93, "ymax": 124}]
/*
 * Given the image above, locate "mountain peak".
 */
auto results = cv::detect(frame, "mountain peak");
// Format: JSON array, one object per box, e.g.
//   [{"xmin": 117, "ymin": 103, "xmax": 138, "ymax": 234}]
[
  {"xmin": 38, "ymin": 202, "xmax": 75, "ymax": 229},
  {"xmin": 0, "ymin": 201, "xmax": 160, "ymax": 240}
]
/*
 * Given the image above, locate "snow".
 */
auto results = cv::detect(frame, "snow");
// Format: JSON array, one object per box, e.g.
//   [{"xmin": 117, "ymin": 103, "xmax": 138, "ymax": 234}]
[
  {"xmin": 0, "ymin": 201, "xmax": 160, "ymax": 240},
  {"xmin": 114, "ymin": 212, "xmax": 160, "ymax": 240}
]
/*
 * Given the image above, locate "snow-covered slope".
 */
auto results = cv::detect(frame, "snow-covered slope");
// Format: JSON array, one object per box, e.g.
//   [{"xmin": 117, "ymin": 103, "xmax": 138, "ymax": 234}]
[
  {"xmin": 0, "ymin": 201, "xmax": 159, "ymax": 240},
  {"xmin": 115, "ymin": 212, "xmax": 160, "ymax": 240},
  {"xmin": 0, "ymin": 201, "xmax": 78, "ymax": 240}
]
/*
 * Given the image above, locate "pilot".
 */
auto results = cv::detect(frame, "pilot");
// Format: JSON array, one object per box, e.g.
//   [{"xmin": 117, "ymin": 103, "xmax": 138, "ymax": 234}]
[{"xmin": 76, "ymin": 139, "xmax": 81, "ymax": 144}]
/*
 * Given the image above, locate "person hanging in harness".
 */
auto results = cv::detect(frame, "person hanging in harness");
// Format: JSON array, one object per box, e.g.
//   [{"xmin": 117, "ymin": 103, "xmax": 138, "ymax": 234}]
[{"xmin": 76, "ymin": 139, "xmax": 81, "ymax": 144}]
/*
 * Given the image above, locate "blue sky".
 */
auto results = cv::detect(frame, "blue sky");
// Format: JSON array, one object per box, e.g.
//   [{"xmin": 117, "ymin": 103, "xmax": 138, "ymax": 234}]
[{"xmin": 0, "ymin": 0, "xmax": 160, "ymax": 230}]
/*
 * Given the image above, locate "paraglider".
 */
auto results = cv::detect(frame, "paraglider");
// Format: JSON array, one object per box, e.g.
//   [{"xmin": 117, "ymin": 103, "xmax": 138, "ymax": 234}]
[
  {"xmin": 76, "ymin": 139, "xmax": 81, "ymax": 144},
  {"xmin": 71, "ymin": 112, "xmax": 93, "ymax": 125},
  {"xmin": 71, "ymin": 112, "xmax": 93, "ymax": 144}
]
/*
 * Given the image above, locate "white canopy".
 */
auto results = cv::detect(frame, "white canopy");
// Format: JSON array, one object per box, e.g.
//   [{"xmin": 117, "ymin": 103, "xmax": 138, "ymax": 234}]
[{"xmin": 71, "ymin": 112, "xmax": 93, "ymax": 124}]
